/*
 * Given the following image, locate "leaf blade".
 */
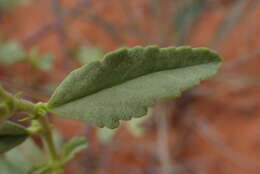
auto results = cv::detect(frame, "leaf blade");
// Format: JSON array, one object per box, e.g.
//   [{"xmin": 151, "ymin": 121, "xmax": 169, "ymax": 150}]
[
  {"xmin": 48, "ymin": 46, "xmax": 222, "ymax": 128},
  {"xmin": 0, "ymin": 41, "xmax": 25, "ymax": 65},
  {"xmin": 0, "ymin": 121, "xmax": 29, "ymax": 153}
]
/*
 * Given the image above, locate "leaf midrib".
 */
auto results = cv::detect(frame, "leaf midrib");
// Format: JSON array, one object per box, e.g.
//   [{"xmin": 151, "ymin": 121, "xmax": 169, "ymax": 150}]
[{"xmin": 51, "ymin": 61, "xmax": 220, "ymax": 108}]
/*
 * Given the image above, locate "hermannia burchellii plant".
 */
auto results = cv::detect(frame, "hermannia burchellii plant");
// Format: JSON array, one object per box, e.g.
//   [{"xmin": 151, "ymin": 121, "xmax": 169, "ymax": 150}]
[{"xmin": 0, "ymin": 45, "xmax": 222, "ymax": 174}]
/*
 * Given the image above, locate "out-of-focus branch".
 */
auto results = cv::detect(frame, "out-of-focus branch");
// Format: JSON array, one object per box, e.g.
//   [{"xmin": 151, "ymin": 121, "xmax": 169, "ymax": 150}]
[
  {"xmin": 169, "ymin": 94, "xmax": 199, "ymax": 174},
  {"xmin": 153, "ymin": 101, "xmax": 174, "ymax": 174},
  {"xmin": 172, "ymin": 0, "xmax": 207, "ymax": 46},
  {"xmin": 0, "ymin": 77, "xmax": 50, "ymax": 101},
  {"xmin": 223, "ymin": 49, "xmax": 260, "ymax": 70},
  {"xmin": 210, "ymin": 0, "xmax": 258, "ymax": 49},
  {"xmin": 214, "ymin": 72, "xmax": 260, "ymax": 87},
  {"xmin": 22, "ymin": 23, "xmax": 53, "ymax": 48},
  {"xmin": 150, "ymin": 0, "xmax": 163, "ymax": 45},
  {"xmin": 172, "ymin": 110, "xmax": 195, "ymax": 160},
  {"xmin": 159, "ymin": 0, "xmax": 179, "ymax": 46},
  {"xmin": 156, "ymin": 115, "xmax": 173, "ymax": 174},
  {"xmin": 50, "ymin": 0, "xmax": 70, "ymax": 69},
  {"xmin": 194, "ymin": 117, "xmax": 260, "ymax": 172},
  {"xmin": 22, "ymin": 0, "xmax": 92, "ymax": 48},
  {"xmin": 85, "ymin": 13, "xmax": 125, "ymax": 45},
  {"xmin": 120, "ymin": 0, "xmax": 149, "ymax": 44}
]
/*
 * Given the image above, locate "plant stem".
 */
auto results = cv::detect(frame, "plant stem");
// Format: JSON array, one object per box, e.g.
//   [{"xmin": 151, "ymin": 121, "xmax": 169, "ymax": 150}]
[
  {"xmin": 38, "ymin": 116, "xmax": 60, "ymax": 162},
  {"xmin": 0, "ymin": 86, "xmax": 35, "ymax": 126},
  {"xmin": 0, "ymin": 85, "xmax": 35, "ymax": 113},
  {"xmin": 0, "ymin": 85, "xmax": 62, "ymax": 172}
]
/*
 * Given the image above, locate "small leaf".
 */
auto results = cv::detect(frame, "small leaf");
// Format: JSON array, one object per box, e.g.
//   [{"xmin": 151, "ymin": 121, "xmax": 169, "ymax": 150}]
[
  {"xmin": 0, "ymin": 121, "xmax": 29, "ymax": 153},
  {"xmin": 26, "ymin": 49, "xmax": 53, "ymax": 71},
  {"xmin": 52, "ymin": 128, "xmax": 64, "ymax": 153},
  {"xmin": 37, "ymin": 54, "xmax": 53, "ymax": 72},
  {"xmin": 0, "ymin": 41, "xmax": 25, "ymax": 65},
  {"xmin": 27, "ymin": 163, "xmax": 51, "ymax": 174},
  {"xmin": 2, "ymin": 138, "xmax": 46, "ymax": 174},
  {"xmin": 61, "ymin": 137, "xmax": 87, "ymax": 163},
  {"xmin": 48, "ymin": 46, "xmax": 222, "ymax": 128}
]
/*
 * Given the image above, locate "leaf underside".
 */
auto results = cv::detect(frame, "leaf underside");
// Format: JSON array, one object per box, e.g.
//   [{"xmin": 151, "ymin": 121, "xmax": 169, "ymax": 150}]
[
  {"xmin": 48, "ymin": 46, "xmax": 222, "ymax": 128},
  {"xmin": 0, "ymin": 121, "xmax": 29, "ymax": 153}
]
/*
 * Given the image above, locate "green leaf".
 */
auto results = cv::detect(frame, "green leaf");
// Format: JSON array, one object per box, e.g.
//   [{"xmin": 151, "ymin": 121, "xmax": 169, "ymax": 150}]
[
  {"xmin": 48, "ymin": 46, "xmax": 222, "ymax": 128},
  {"xmin": 1, "ymin": 138, "xmax": 46, "ymax": 174},
  {"xmin": 61, "ymin": 137, "xmax": 87, "ymax": 163},
  {"xmin": 27, "ymin": 163, "xmax": 51, "ymax": 174},
  {"xmin": 0, "ymin": 41, "xmax": 25, "ymax": 65},
  {"xmin": 0, "ymin": 157, "xmax": 24, "ymax": 174},
  {"xmin": 0, "ymin": 121, "xmax": 29, "ymax": 153},
  {"xmin": 26, "ymin": 48, "xmax": 53, "ymax": 72},
  {"xmin": 37, "ymin": 54, "xmax": 53, "ymax": 72},
  {"xmin": 5, "ymin": 138, "xmax": 45, "ymax": 168}
]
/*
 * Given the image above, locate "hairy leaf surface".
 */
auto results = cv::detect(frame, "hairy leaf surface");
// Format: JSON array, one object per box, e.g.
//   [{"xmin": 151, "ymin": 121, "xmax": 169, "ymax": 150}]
[
  {"xmin": 0, "ymin": 121, "xmax": 29, "ymax": 153},
  {"xmin": 48, "ymin": 46, "xmax": 222, "ymax": 128}
]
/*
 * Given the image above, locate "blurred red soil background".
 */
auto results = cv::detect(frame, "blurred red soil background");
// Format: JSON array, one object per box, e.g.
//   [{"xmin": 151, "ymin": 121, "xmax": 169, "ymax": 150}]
[{"xmin": 0, "ymin": 0, "xmax": 260, "ymax": 174}]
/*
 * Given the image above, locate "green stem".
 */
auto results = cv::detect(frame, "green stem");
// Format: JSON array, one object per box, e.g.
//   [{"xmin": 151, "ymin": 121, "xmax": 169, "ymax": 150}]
[
  {"xmin": 38, "ymin": 116, "xmax": 59, "ymax": 162},
  {"xmin": 0, "ymin": 85, "xmax": 62, "ymax": 173},
  {"xmin": 0, "ymin": 86, "xmax": 35, "ymax": 128},
  {"xmin": 0, "ymin": 86, "xmax": 35, "ymax": 114}
]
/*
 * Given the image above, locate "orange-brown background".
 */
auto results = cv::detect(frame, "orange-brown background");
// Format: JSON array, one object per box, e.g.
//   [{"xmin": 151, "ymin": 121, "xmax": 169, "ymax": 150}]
[{"xmin": 0, "ymin": 0, "xmax": 260, "ymax": 174}]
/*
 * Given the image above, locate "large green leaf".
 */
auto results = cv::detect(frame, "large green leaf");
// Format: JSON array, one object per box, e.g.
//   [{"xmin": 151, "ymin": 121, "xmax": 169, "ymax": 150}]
[
  {"xmin": 0, "ymin": 138, "xmax": 46, "ymax": 174},
  {"xmin": 48, "ymin": 46, "xmax": 222, "ymax": 128},
  {"xmin": 0, "ymin": 121, "xmax": 29, "ymax": 153}
]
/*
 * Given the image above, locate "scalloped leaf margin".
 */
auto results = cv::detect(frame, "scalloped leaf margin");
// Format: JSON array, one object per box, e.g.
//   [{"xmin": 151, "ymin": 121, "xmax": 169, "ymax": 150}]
[{"xmin": 48, "ymin": 46, "xmax": 222, "ymax": 128}]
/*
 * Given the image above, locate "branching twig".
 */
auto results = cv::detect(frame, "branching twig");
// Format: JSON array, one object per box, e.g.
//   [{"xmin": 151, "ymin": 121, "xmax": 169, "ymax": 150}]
[
  {"xmin": 50, "ymin": 0, "xmax": 70, "ymax": 69},
  {"xmin": 194, "ymin": 117, "xmax": 260, "ymax": 172},
  {"xmin": 223, "ymin": 49, "xmax": 260, "ymax": 70},
  {"xmin": 210, "ymin": 0, "xmax": 258, "ymax": 49},
  {"xmin": 85, "ymin": 13, "xmax": 125, "ymax": 45},
  {"xmin": 22, "ymin": 0, "xmax": 93, "ymax": 48},
  {"xmin": 0, "ymin": 78, "xmax": 50, "ymax": 100},
  {"xmin": 153, "ymin": 101, "xmax": 174, "ymax": 174},
  {"xmin": 120, "ymin": 0, "xmax": 149, "ymax": 44}
]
